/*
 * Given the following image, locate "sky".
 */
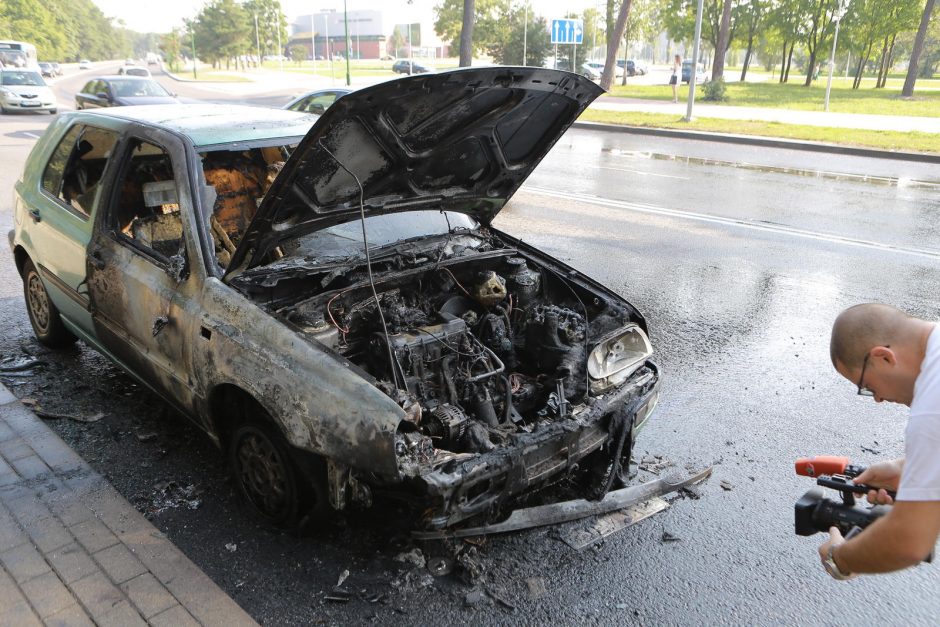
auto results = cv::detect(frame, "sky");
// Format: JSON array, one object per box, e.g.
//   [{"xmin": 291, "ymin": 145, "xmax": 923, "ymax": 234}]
[{"xmin": 91, "ymin": 0, "xmax": 595, "ymax": 35}]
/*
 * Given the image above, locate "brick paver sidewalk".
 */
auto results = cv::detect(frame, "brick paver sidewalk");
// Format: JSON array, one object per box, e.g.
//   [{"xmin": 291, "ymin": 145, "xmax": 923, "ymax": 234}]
[{"xmin": 0, "ymin": 384, "xmax": 257, "ymax": 626}]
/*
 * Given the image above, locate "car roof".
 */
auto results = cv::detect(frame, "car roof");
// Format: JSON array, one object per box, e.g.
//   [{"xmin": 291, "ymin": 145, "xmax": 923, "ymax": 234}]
[{"xmin": 76, "ymin": 104, "xmax": 317, "ymax": 148}]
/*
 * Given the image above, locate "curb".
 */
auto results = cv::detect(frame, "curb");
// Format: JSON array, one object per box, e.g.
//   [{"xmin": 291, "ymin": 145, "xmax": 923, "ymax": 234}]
[{"xmin": 572, "ymin": 121, "xmax": 940, "ymax": 164}]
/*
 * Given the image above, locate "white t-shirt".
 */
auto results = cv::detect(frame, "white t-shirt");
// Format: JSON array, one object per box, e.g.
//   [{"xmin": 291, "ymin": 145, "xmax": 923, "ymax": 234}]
[{"xmin": 897, "ymin": 325, "xmax": 940, "ymax": 501}]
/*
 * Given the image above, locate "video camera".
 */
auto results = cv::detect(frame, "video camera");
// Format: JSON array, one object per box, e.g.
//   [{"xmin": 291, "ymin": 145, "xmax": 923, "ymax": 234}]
[{"xmin": 793, "ymin": 456, "xmax": 891, "ymax": 537}]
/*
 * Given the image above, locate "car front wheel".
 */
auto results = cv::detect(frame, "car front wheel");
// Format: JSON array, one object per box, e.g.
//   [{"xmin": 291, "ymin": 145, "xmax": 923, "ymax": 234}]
[
  {"xmin": 22, "ymin": 259, "xmax": 77, "ymax": 348},
  {"xmin": 228, "ymin": 417, "xmax": 327, "ymax": 530}
]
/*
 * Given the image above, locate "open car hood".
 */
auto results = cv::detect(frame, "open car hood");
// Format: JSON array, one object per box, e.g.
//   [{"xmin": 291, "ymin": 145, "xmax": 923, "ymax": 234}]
[{"xmin": 225, "ymin": 67, "xmax": 603, "ymax": 275}]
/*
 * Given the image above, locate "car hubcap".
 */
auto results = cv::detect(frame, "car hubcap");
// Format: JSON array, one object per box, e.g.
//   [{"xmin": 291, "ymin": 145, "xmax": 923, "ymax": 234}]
[
  {"xmin": 236, "ymin": 431, "xmax": 289, "ymax": 518},
  {"xmin": 26, "ymin": 272, "xmax": 50, "ymax": 332}
]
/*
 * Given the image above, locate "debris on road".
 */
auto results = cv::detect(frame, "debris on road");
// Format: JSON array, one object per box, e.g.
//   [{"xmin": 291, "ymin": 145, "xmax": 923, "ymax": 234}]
[
  {"xmin": 35, "ymin": 409, "xmax": 106, "ymax": 423},
  {"xmin": 413, "ymin": 467, "xmax": 712, "ymax": 539},
  {"xmin": 464, "ymin": 589, "xmax": 486, "ymax": 607},
  {"xmin": 0, "ymin": 358, "xmax": 45, "ymax": 372},
  {"xmin": 426, "ymin": 556, "xmax": 453, "ymax": 577},
  {"xmin": 225, "ymin": 543, "xmax": 237, "ymax": 552},
  {"xmin": 393, "ymin": 548, "xmax": 426, "ymax": 569},
  {"xmin": 132, "ymin": 481, "xmax": 202, "ymax": 517},
  {"xmin": 661, "ymin": 530, "xmax": 681, "ymax": 543},
  {"xmin": 136, "ymin": 432, "xmax": 158, "ymax": 443},
  {"xmin": 720, "ymin": 480, "xmax": 734, "ymax": 491},
  {"xmin": 526, "ymin": 576, "xmax": 547, "ymax": 599},
  {"xmin": 336, "ymin": 569, "xmax": 349, "ymax": 587},
  {"xmin": 560, "ymin": 497, "xmax": 669, "ymax": 550}
]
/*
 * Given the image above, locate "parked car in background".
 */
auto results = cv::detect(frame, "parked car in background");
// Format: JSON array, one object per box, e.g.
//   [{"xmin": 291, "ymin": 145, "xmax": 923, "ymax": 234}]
[
  {"xmin": 392, "ymin": 60, "xmax": 431, "ymax": 74},
  {"xmin": 579, "ymin": 62, "xmax": 601, "ymax": 80},
  {"xmin": 681, "ymin": 60, "xmax": 708, "ymax": 84},
  {"xmin": 9, "ymin": 68, "xmax": 660, "ymax": 531},
  {"xmin": 38, "ymin": 62, "xmax": 54, "ymax": 78},
  {"xmin": 617, "ymin": 59, "xmax": 648, "ymax": 76},
  {"xmin": 118, "ymin": 66, "xmax": 152, "ymax": 78},
  {"xmin": 51, "ymin": 62, "xmax": 63, "ymax": 76},
  {"xmin": 0, "ymin": 69, "xmax": 56, "ymax": 114},
  {"xmin": 75, "ymin": 76, "xmax": 180, "ymax": 109},
  {"xmin": 283, "ymin": 88, "xmax": 352, "ymax": 115},
  {"xmin": 78, "ymin": 60, "xmax": 91, "ymax": 69},
  {"xmin": 584, "ymin": 61, "xmax": 623, "ymax": 79}
]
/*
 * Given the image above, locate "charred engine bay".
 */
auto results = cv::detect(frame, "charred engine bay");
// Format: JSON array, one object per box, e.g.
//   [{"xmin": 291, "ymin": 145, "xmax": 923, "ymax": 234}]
[{"xmin": 233, "ymin": 232, "xmax": 643, "ymax": 461}]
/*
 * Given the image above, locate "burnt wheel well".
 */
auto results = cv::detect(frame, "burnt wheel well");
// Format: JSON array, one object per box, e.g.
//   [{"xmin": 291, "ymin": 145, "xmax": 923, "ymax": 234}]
[
  {"xmin": 13, "ymin": 246, "xmax": 29, "ymax": 277},
  {"xmin": 208, "ymin": 384, "xmax": 271, "ymax": 447}
]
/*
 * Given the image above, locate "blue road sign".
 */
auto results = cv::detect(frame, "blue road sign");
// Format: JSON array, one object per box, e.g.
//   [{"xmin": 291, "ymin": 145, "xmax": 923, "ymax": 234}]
[{"xmin": 550, "ymin": 19, "xmax": 584, "ymax": 45}]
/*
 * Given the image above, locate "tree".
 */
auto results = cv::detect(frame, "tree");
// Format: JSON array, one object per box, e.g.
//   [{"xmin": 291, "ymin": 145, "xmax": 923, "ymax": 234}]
[
  {"xmin": 434, "ymin": 0, "xmax": 504, "ymax": 58},
  {"xmin": 243, "ymin": 0, "xmax": 286, "ymax": 58},
  {"xmin": 600, "ymin": 0, "xmax": 633, "ymax": 89},
  {"xmin": 389, "ymin": 26, "xmax": 406, "ymax": 57},
  {"xmin": 289, "ymin": 44, "xmax": 306, "ymax": 64},
  {"xmin": 799, "ymin": 0, "xmax": 843, "ymax": 87},
  {"xmin": 903, "ymin": 0, "xmax": 938, "ymax": 96},
  {"xmin": 737, "ymin": 0, "xmax": 769, "ymax": 81},
  {"xmin": 661, "ymin": 0, "xmax": 745, "ymax": 74},
  {"xmin": 712, "ymin": 0, "xmax": 732, "ymax": 80},
  {"xmin": 160, "ymin": 29, "xmax": 183, "ymax": 72},
  {"xmin": 195, "ymin": 0, "xmax": 252, "ymax": 70},
  {"xmin": 460, "ymin": 0, "xmax": 475, "ymax": 66},
  {"xmin": 488, "ymin": 13, "xmax": 552, "ymax": 66}
]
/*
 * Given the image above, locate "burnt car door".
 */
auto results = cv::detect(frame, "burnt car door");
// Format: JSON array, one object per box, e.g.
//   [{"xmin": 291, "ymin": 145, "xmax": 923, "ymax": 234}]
[
  {"xmin": 27, "ymin": 121, "xmax": 120, "ymax": 337},
  {"xmin": 86, "ymin": 128, "xmax": 200, "ymax": 413}
]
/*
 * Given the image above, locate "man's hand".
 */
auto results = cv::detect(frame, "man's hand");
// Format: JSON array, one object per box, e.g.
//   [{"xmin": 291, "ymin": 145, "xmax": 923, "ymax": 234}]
[
  {"xmin": 853, "ymin": 459, "xmax": 904, "ymax": 505},
  {"xmin": 818, "ymin": 527, "xmax": 857, "ymax": 580}
]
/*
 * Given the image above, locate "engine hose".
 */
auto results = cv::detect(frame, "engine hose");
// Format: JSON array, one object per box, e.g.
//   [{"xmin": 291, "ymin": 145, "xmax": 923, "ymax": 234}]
[
  {"xmin": 589, "ymin": 409, "xmax": 635, "ymax": 500},
  {"xmin": 502, "ymin": 375, "xmax": 513, "ymax": 424}
]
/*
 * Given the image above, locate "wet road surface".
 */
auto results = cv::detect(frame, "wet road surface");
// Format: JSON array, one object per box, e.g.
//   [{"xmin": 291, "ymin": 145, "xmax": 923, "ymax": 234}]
[{"xmin": 2, "ymin": 97, "xmax": 940, "ymax": 624}]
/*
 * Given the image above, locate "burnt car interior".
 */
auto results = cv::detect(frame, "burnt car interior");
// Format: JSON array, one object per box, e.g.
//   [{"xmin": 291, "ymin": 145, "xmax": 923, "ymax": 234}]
[
  {"xmin": 49, "ymin": 126, "xmax": 120, "ymax": 216},
  {"xmin": 199, "ymin": 146, "xmax": 291, "ymax": 268},
  {"xmin": 113, "ymin": 140, "xmax": 182, "ymax": 259}
]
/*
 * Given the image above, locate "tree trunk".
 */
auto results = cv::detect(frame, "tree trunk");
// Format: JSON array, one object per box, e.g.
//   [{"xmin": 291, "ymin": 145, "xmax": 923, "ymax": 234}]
[
  {"xmin": 600, "ymin": 0, "xmax": 632, "ymax": 90},
  {"xmin": 621, "ymin": 34, "xmax": 628, "ymax": 86},
  {"xmin": 803, "ymin": 48, "xmax": 818, "ymax": 87},
  {"xmin": 852, "ymin": 54, "xmax": 864, "ymax": 89},
  {"xmin": 458, "ymin": 0, "xmax": 475, "ymax": 67},
  {"xmin": 875, "ymin": 36, "xmax": 889, "ymax": 89},
  {"xmin": 853, "ymin": 42, "xmax": 873, "ymax": 90},
  {"xmin": 779, "ymin": 40, "xmax": 788, "ymax": 83},
  {"xmin": 712, "ymin": 0, "xmax": 733, "ymax": 81},
  {"xmin": 882, "ymin": 34, "xmax": 897, "ymax": 88},
  {"xmin": 740, "ymin": 35, "xmax": 754, "ymax": 82},
  {"xmin": 784, "ymin": 41, "xmax": 795, "ymax": 83},
  {"xmin": 902, "ymin": 0, "xmax": 936, "ymax": 97}
]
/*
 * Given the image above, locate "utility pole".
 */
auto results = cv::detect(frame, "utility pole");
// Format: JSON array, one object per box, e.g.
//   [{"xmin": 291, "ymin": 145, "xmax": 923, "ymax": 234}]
[
  {"xmin": 824, "ymin": 1, "xmax": 850, "ymax": 112},
  {"xmin": 311, "ymin": 14, "xmax": 317, "ymax": 76},
  {"xmin": 684, "ymin": 0, "xmax": 704, "ymax": 121},
  {"xmin": 253, "ymin": 13, "xmax": 261, "ymax": 69},
  {"xmin": 522, "ymin": 1, "xmax": 528, "ymax": 65},
  {"xmin": 189, "ymin": 20, "xmax": 197, "ymax": 79},
  {"xmin": 275, "ymin": 11, "xmax": 283, "ymax": 73},
  {"xmin": 343, "ymin": 0, "xmax": 351, "ymax": 85}
]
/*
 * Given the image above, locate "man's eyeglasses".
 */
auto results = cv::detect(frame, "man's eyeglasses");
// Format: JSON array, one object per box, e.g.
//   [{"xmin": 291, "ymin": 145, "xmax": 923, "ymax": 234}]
[{"xmin": 857, "ymin": 351, "xmax": 874, "ymax": 397}]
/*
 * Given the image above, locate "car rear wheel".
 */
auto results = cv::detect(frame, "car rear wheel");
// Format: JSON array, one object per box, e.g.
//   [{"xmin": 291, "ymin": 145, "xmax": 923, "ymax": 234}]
[
  {"xmin": 228, "ymin": 417, "xmax": 327, "ymax": 530},
  {"xmin": 22, "ymin": 259, "xmax": 77, "ymax": 348}
]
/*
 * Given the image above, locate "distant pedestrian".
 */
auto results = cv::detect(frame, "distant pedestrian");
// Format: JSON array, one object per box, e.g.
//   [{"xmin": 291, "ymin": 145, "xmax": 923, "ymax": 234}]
[{"xmin": 670, "ymin": 54, "xmax": 681, "ymax": 103}]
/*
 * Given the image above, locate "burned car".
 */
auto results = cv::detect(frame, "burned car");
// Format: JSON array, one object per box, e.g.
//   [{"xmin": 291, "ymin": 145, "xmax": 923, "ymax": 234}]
[{"xmin": 9, "ymin": 67, "xmax": 660, "ymax": 530}]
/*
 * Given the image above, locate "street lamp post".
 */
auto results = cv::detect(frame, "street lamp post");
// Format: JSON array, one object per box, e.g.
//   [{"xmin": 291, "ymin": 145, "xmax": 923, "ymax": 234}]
[
  {"xmin": 684, "ymin": 0, "xmax": 704, "ymax": 122},
  {"xmin": 343, "ymin": 0, "xmax": 351, "ymax": 86},
  {"xmin": 189, "ymin": 21, "xmax": 197, "ymax": 80},
  {"xmin": 824, "ymin": 0, "xmax": 850, "ymax": 112}
]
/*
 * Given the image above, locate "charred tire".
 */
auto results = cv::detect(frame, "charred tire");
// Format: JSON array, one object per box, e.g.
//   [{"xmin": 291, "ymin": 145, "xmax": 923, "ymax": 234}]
[
  {"xmin": 22, "ymin": 259, "xmax": 77, "ymax": 348},
  {"xmin": 228, "ymin": 418, "xmax": 327, "ymax": 531}
]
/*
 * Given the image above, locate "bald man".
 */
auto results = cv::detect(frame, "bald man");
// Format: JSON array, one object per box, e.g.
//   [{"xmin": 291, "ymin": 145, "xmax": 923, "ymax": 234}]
[{"xmin": 819, "ymin": 303, "xmax": 940, "ymax": 579}]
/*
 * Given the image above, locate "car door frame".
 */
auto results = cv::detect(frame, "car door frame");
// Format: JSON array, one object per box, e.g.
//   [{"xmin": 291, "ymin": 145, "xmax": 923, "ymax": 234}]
[{"xmin": 85, "ymin": 124, "xmax": 208, "ymax": 418}]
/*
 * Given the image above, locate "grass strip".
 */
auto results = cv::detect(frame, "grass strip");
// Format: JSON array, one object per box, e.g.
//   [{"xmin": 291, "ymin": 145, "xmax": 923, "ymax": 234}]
[{"xmin": 580, "ymin": 109, "xmax": 940, "ymax": 155}]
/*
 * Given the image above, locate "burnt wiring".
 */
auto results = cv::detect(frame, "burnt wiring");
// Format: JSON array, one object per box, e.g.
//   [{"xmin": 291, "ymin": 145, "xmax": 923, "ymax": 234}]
[
  {"xmin": 543, "ymin": 266, "xmax": 591, "ymax": 401},
  {"xmin": 317, "ymin": 139, "xmax": 401, "ymax": 389}
]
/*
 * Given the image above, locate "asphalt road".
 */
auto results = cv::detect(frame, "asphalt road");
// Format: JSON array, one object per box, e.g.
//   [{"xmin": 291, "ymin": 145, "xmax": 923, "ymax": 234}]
[{"xmin": 2, "ymin": 74, "xmax": 940, "ymax": 624}]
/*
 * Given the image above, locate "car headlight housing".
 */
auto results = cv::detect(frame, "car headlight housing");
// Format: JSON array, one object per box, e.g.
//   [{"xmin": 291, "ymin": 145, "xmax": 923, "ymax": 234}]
[
  {"xmin": 587, "ymin": 324, "xmax": 652, "ymax": 393},
  {"xmin": 0, "ymin": 88, "xmax": 15, "ymax": 99}
]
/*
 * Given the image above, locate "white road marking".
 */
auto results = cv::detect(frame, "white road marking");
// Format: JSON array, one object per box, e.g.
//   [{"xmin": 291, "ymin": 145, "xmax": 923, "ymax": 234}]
[
  {"xmin": 521, "ymin": 186, "xmax": 940, "ymax": 260},
  {"xmin": 593, "ymin": 165, "xmax": 688, "ymax": 180}
]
